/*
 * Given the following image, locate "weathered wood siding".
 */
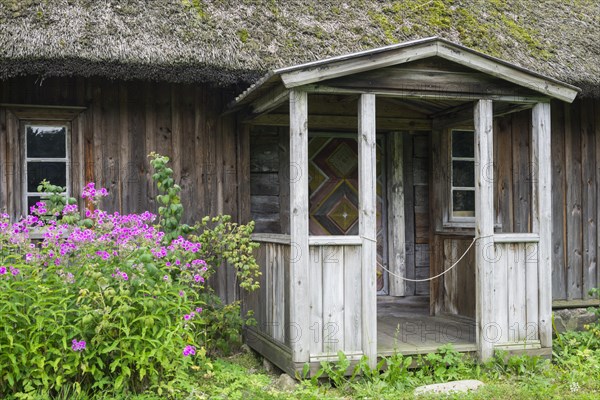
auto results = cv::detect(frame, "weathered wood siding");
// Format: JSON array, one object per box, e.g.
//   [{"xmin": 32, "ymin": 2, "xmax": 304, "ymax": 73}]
[
  {"xmin": 551, "ymin": 99, "xmax": 600, "ymax": 301},
  {"xmin": 309, "ymin": 244, "xmax": 363, "ymax": 359},
  {"xmin": 0, "ymin": 76, "xmax": 244, "ymax": 302},
  {"xmin": 492, "ymin": 241, "xmax": 540, "ymax": 345},
  {"xmin": 244, "ymin": 241, "xmax": 290, "ymax": 345}
]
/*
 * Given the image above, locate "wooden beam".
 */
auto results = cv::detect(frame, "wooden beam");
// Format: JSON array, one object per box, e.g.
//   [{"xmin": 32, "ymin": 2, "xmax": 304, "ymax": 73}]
[
  {"xmin": 288, "ymin": 90, "xmax": 310, "ymax": 363},
  {"xmin": 387, "ymin": 131, "xmax": 406, "ymax": 296},
  {"xmin": 493, "ymin": 233, "xmax": 540, "ymax": 243},
  {"xmin": 474, "ymin": 99, "xmax": 495, "ymax": 362},
  {"xmin": 358, "ymin": 93, "xmax": 378, "ymax": 368},
  {"xmin": 531, "ymin": 102, "xmax": 553, "ymax": 348},
  {"xmin": 304, "ymin": 84, "xmax": 545, "ymax": 103},
  {"xmin": 250, "ymin": 87, "xmax": 289, "ymax": 116},
  {"xmin": 308, "ymin": 235, "xmax": 362, "ymax": 245},
  {"xmin": 247, "ymin": 113, "xmax": 432, "ymax": 131},
  {"xmin": 437, "ymin": 43, "xmax": 579, "ymax": 103},
  {"xmin": 245, "ymin": 328, "xmax": 295, "ymax": 376},
  {"xmin": 280, "ymin": 41, "xmax": 438, "ymax": 88}
]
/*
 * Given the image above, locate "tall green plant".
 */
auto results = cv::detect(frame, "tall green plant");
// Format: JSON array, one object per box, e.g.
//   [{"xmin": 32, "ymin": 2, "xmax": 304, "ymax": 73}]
[
  {"xmin": 148, "ymin": 152, "xmax": 260, "ymax": 355},
  {"xmin": 149, "ymin": 152, "xmax": 191, "ymax": 243},
  {"xmin": 148, "ymin": 152, "xmax": 260, "ymax": 292}
]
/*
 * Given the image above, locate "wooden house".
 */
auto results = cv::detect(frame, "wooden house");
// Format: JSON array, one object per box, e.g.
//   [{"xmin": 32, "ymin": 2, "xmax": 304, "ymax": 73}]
[{"xmin": 1, "ymin": 0, "xmax": 599, "ymax": 374}]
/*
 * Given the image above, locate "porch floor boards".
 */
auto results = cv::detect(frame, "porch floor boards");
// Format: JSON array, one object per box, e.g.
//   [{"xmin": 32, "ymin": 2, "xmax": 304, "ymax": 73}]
[{"xmin": 377, "ymin": 296, "xmax": 477, "ymax": 356}]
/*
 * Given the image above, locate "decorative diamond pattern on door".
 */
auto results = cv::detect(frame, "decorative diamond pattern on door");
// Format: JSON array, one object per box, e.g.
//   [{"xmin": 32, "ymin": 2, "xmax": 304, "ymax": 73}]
[{"xmin": 308, "ymin": 136, "xmax": 387, "ymax": 291}]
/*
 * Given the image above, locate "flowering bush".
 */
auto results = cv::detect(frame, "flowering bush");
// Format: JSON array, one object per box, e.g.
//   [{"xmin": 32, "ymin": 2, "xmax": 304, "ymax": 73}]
[{"xmin": 0, "ymin": 187, "xmax": 220, "ymax": 397}]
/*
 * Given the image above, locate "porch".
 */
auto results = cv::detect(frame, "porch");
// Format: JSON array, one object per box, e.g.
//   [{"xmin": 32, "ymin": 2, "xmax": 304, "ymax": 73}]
[
  {"xmin": 236, "ymin": 37, "xmax": 579, "ymax": 375},
  {"xmin": 377, "ymin": 296, "xmax": 476, "ymax": 356}
]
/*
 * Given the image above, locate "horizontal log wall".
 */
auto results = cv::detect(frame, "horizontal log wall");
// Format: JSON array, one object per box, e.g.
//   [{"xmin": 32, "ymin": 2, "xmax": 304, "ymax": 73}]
[
  {"xmin": 249, "ymin": 126, "xmax": 290, "ymax": 234},
  {"xmin": 0, "ymin": 76, "xmax": 244, "ymax": 302}
]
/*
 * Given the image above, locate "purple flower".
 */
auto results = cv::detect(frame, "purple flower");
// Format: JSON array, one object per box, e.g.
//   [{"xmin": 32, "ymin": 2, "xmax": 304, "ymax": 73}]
[
  {"xmin": 184, "ymin": 314, "xmax": 191, "ymax": 320},
  {"xmin": 82, "ymin": 182, "xmax": 109, "ymax": 200},
  {"xmin": 62, "ymin": 204, "xmax": 78, "ymax": 215},
  {"xmin": 10, "ymin": 266, "xmax": 19, "ymax": 276},
  {"xmin": 196, "ymin": 307, "xmax": 203, "ymax": 313},
  {"xmin": 71, "ymin": 339, "xmax": 86, "ymax": 352},
  {"xmin": 194, "ymin": 274, "xmax": 204, "ymax": 283},
  {"xmin": 182, "ymin": 345, "xmax": 196, "ymax": 357},
  {"xmin": 179, "ymin": 290, "xmax": 185, "ymax": 297},
  {"xmin": 121, "ymin": 272, "xmax": 128, "ymax": 281},
  {"xmin": 163, "ymin": 275, "xmax": 169, "ymax": 281},
  {"xmin": 0, "ymin": 266, "xmax": 6, "ymax": 275},
  {"xmin": 96, "ymin": 251, "xmax": 110, "ymax": 260}
]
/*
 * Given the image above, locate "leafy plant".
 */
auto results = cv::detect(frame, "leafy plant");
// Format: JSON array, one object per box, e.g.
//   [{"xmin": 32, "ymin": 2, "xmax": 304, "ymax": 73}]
[
  {"xmin": 0, "ymin": 186, "xmax": 209, "ymax": 398},
  {"xmin": 318, "ymin": 351, "xmax": 350, "ymax": 389},
  {"xmin": 190, "ymin": 215, "xmax": 260, "ymax": 292},
  {"xmin": 147, "ymin": 153, "xmax": 260, "ymax": 356},
  {"xmin": 31, "ymin": 179, "xmax": 78, "ymax": 224},
  {"xmin": 149, "ymin": 152, "xmax": 191, "ymax": 243}
]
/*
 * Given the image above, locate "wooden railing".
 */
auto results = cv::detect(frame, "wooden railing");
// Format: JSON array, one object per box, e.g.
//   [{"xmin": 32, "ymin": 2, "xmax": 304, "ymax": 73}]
[{"xmin": 491, "ymin": 233, "xmax": 541, "ymax": 349}]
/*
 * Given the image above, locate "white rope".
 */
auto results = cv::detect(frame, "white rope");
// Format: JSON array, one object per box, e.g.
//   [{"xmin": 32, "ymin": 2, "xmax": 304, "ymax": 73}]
[{"xmin": 377, "ymin": 234, "xmax": 495, "ymax": 283}]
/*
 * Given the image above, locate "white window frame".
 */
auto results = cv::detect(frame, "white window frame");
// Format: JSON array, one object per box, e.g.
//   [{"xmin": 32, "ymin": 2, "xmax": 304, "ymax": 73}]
[
  {"xmin": 445, "ymin": 128, "xmax": 476, "ymax": 227},
  {"xmin": 21, "ymin": 121, "xmax": 71, "ymax": 215}
]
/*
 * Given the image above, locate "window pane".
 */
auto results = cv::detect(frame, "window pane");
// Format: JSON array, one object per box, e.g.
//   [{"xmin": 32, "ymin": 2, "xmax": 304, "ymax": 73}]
[
  {"xmin": 452, "ymin": 130, "xmax": 474, "ymax": 158},
  {"xmin": 27, "ymin": 162, "xmax": 66, "ymax": 192},
  {"xmin": 27, "ymin": 196, "xmax": 42, "ymax": 213},
  {"xmin": 452, "ymin": 160, "xmax": 475, "ymax": 187},
  {"xmin": 453, "ymin": 190, "xmax": 475, "ymax": 216},
  {"xmin": 27, "ymin": 125, "xmax": 66, "ymax": 158}
]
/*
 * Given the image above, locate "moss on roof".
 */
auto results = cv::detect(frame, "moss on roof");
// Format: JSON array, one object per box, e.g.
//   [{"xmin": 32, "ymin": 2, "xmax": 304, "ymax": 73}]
[{"xmin": 0, "ymin": 0, "xmax": 598, "ymax": 94}]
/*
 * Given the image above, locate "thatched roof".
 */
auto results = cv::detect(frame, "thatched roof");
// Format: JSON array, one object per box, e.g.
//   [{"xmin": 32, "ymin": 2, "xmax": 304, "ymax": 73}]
[{"xmin": 1, "ymin": 0, "xmax": 599, "ymax": 94}]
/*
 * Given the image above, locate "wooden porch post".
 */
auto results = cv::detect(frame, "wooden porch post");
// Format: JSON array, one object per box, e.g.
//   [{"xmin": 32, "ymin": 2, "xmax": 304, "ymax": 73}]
[
  {"xmin": 359, "ymin": 93, "xmax": 377, "ymax": 367},
  {"xmin": 289, "ymin": 90, "xmax": 310, "ymax": 364},
  {"xmin": 531, "ymin": 102, "xmax": 552, "ymax": 348},
  {"xmin": 474, "ymin": 99, "xmax": 494, "ymax": 361},
  {"xmin": 387, "ymin": 132, "xmax": 407, "ymax": 297}
]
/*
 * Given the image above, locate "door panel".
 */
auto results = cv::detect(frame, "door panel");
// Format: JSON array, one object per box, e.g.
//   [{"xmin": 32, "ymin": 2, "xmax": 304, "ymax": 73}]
[{"xmin": 308, "ymin": 135, "xmax": 387, "ymax": 292}]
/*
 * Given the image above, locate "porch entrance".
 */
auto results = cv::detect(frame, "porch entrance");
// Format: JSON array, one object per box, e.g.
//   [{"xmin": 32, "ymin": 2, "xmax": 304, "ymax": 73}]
[
  {"xmin": 239, "ymin": 38, "xmax": 576, "ymax": 374},
  {"xmin": 306, "ymin": 132, "xmax": 431, "ymax": 296}
]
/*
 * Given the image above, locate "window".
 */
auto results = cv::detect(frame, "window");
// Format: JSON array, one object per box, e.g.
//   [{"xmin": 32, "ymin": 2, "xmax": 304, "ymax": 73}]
[
  {"xmin": 450, "ymin": 129, "xmax": 475, "ymax": 220},
  {"xmin": 23, "ymin": 123, "xmax": 70, "ymax": 212}
]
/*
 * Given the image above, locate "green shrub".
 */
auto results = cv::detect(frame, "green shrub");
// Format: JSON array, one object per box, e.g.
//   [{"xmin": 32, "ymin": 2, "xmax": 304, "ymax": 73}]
[
  {"xmin": 0, "ymin": 177, "xmax": 260, "ymax": 398},
  {"xmin": 0, "ymin": 203, "xmax": 210, "ymax": 398}
]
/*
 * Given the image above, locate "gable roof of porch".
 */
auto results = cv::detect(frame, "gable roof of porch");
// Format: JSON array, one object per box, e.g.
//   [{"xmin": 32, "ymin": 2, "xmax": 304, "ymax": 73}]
[{"xmin": 233, "ymin": 37, "xmax": 580, "ymax": 119}]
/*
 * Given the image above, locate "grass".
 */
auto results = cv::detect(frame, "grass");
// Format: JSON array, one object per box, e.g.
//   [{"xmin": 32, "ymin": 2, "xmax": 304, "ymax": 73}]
[
  {"xmin": 16, "ymin": 305, "xmax": 600, "ymax": 399},
  {"xmin": 15, "ymin": 341, "xmax": 600, "ymax": 399}
]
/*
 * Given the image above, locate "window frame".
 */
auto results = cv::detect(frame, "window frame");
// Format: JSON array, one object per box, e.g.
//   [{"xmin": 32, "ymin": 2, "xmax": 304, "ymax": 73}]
[
  {"xmin": 444, "ymin": 127, "xmax": 476, "ymax": 228},
  {"xmin": 20, "ymin": 120, "xmax": 72, "ymax": 215}
]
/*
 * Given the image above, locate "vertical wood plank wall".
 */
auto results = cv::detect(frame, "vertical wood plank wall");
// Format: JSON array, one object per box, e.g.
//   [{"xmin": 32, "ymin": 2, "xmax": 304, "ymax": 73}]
[
  {"xmin": 0, "ymin": 76, "xmax": 242, "ymax": 302},
  {"xmin": 2, "ymin": 77, "xmax": 600, "ymax": 305},
  {"xmin": 552, "ymin": 99, "xmax": 600, "ymax": 301},
  {"xmin": 244, "ymin": 242, "xmax": 290, "ymax": 345},
  {"xmin": 492, "ymin": 242, "xmax": 540, "ymax": 345},
  {"xmin": 308, "ymin": 244, "xmax": 363, "ymax": 359}
]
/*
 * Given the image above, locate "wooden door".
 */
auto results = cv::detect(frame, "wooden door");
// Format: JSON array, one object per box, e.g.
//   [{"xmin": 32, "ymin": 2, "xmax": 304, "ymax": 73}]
[{"xmin": 307, "ymin": 134, "xmax": 388, "ymax": 292}]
